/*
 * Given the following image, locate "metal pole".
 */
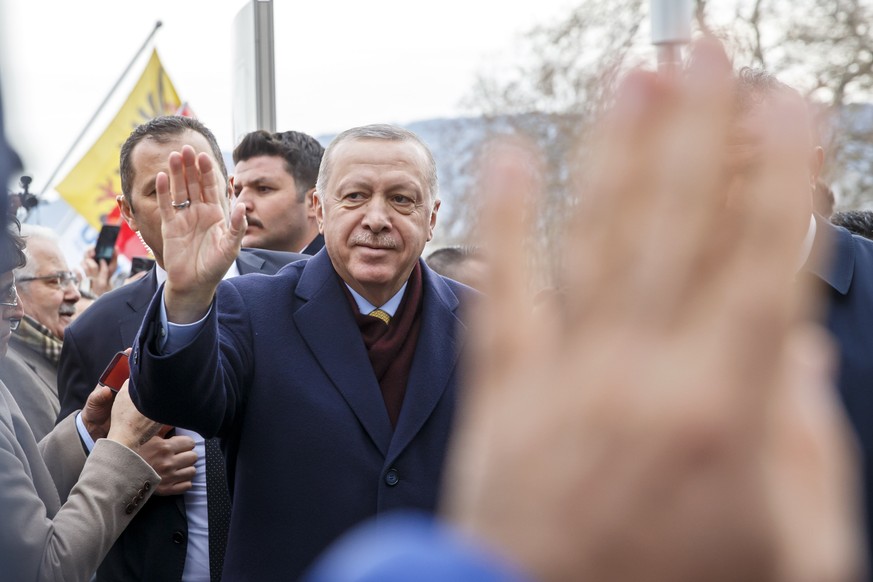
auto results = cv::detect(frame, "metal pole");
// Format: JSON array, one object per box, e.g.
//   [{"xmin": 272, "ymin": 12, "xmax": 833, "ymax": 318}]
[
  {"xmin": 40, "ymin": 20, "xmax": 163, "ymax": 195},
  {"xmin": 650, "ymin": 0, "xmax": 692, "ymax": 74},
  {"xmin": 254, "ymin": 0, "xmax": 276, "ymax": 132}
]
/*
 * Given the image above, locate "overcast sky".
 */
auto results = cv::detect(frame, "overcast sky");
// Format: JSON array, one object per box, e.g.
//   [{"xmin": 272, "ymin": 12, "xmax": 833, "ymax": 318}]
[{"xmin": 0, "ymin": 0, "xmax": 582, "ymax": 196}]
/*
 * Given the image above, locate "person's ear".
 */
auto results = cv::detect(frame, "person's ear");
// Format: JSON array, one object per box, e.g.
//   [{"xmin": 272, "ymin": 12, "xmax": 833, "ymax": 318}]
[
  {"xmin": 305, "ymin": 187, "xmax": 317, "ymax": 218},
  {"xmin": 117, "ymin": 195, "xmax": 138, "ymax": 231},
  {"xmin": 427, "ymin": 199, "xmax": 441, "ymax": 242},
  {"xmin": 314, "ymin": 191, "xmax": 324, "ymax": 234}
]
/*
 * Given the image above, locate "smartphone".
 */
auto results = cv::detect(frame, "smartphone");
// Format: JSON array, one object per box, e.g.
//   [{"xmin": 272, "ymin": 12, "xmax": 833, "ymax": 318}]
[
  {"xmin": 130, "ymin": 256, "xmax": 156, "ymax": 276},
  {"xmin": 98, "ymin": 351, "xmax": 130, "ymax": 393},
  {"xmin": 95, "ymin": 224, "xmax": 121, "ymax": 264}
]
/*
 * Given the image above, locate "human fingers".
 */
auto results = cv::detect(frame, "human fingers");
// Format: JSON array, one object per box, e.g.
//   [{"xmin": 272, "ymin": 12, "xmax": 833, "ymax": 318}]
[
  {"xmin": 711, "ymin": 114, "xmax": 810, "ymax": 416},
  {"xmin": 181, "ymin": 145, "xmax": 203, "ymax": 206},
  {"xmin": 196, "ymin": 152, "xmax": 221, "ymax": 207},
  {"xmin": 624, "ymin": 39, "xmax": 735, "ymax": 325},
  {"xmin": 155, "ymin": 467, "xmax": 196, "ymax": 496},
  {"xmin": 156, "ymin": 171, "xmax": 176, "ymax": 224},
  {"xmin": 136, "ymin": 435, "xmax": 197, "ymax": 495},
  {"xmin": 767, "ymin": 327, "xmax": 864, "ymax": 582},
  {"xmin": 136, "ymin": 436, "xmax": 196, "ymax": 468},
  {"xmin": 467, "ymin": 138, "xmax": 545, "ymax": 402},
  {"xmin": 561, "ymin": 69, "xmax": 668, "ymax": 324},
  {"xmin": 80, "ymin": 384, "xmax": 116, "ymax": 439},
  {"xmin": 446, "ymin": 140, "xmax": 547, "ymax": 545},
  {"xmin": 92, "ymin": 259, "xmax": 112, "ymax": 296},
  {"xmin": 85, "ymin": 383, "xmax": 115, "ymax": 409},
  {"xmin": 227, "ymin": 194, "xmax": 248, "ymax": 249},
  {"xmin": 163, "ymin": 434, "xmax": 196, "ymax": 453},
  {"xmin": 108, "ymin": 247, "xmax": 118, "ymax": 272},
  {"xmin": 166, "ymin": 150, "xmax": 190, "ymax": 208},
  {"xmin": 81, "ymin": 255, "xmax": 99, "ymax": 278},
  {"xmin": 108, "ymin": 383, "xmax": 162, "ymax": 450}
]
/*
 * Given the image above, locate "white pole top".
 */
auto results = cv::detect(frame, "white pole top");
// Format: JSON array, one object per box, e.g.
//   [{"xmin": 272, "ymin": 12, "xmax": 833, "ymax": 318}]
[{"xmin": 651, "ymin": 0, "xmax": 692, "ymax": 45}]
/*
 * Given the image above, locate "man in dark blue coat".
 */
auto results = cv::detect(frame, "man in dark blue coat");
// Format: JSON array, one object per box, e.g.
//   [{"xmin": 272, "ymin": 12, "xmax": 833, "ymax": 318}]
[{"xmin": 129, "ymin": 124, "xmax": 473, "ymax": 580}]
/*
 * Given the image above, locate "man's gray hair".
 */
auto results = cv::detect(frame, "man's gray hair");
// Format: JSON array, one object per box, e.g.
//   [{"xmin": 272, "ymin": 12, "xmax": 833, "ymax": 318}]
[
  {"xmin": 316, "ymin": 124, "xmax": 438, "ymax": 202},
  {"xmin": 15, "ymin": 224, "xmax": 59, "ymax": 279}
]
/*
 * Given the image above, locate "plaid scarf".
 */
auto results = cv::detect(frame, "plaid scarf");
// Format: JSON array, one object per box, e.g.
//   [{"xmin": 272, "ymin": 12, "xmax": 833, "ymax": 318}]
[{"xmin": 13, "ymin": 315, "xmax": 63, "ymax": 365}]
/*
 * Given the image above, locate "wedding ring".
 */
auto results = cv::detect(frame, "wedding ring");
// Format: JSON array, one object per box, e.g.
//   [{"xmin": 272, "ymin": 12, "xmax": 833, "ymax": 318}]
[{"xmin": 171, "ymin": 199, "xmax": 191, "ymax": 210}]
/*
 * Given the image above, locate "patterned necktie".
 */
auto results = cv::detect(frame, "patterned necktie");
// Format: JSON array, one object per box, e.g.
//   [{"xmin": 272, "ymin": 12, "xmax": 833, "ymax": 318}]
[
  {"xmin": 206, "ymin": 439, "xmax": 231, "ymax": 581},
  {"xmin": 368, "ymin": 308, "xmax": 391, "ymax": 325}
]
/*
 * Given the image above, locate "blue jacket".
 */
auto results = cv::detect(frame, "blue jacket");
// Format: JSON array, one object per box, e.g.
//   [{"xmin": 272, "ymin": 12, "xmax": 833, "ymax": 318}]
[
  {"xmin": 129, "ymin": 250, "xmax": 474, "ymax": 580},
  {"xmin": 810, "ymin": 217, "xmax": 873, "ymax": 579},
  {"xmin": 303, "ymin": 512, "xmax": 530, "ymax": 582},
  {"xmin": 56, "ymin": 247, "xmax": 305, "ymax": 581}
]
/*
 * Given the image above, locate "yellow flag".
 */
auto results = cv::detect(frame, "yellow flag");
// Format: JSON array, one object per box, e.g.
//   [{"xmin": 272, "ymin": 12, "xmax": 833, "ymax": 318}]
[{"xmin": 55, "ymin": 50, "xmax": 182, "ymax": 229}]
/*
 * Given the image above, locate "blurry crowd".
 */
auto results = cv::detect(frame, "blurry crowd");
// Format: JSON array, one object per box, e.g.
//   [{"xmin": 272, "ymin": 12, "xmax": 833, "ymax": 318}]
[{"xmin": 1, "ymin": 38, "xmax": 873, "ymax": 582}]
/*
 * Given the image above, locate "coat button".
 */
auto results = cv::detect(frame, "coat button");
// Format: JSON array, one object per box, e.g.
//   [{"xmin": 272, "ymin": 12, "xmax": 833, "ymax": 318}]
[
  {"xmin": 125, "ymin": 504, "xmax": 135, "ymax": 515},
  {"xmin": 384, "ymin": 469, "xmax": 399, "ymax": 486},
  {"xmin": 143, "ymin": 481, "xmax": 151, "ymax": 491},
  {"xmin": 172, "ymin": 531, "xmax": 186, "ymax": 544}
]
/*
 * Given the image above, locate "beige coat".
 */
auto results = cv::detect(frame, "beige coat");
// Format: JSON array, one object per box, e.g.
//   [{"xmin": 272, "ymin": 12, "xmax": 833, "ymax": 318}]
[
  {"xmin": 0, "ymin": 380, "xmax": 159, "ymax": 581},
  {"xmin": 0, "ymin": 339, "xmax": 60, "ymax": 441}
]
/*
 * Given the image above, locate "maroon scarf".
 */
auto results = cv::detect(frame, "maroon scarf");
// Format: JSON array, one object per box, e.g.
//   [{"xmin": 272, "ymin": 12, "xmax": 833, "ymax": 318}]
[{"xmin": 343, "ymin": 263, "xmax": 423, "ymax": 427}]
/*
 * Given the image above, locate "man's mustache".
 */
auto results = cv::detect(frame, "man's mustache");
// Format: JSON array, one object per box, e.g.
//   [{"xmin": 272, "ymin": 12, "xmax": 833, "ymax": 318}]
[
  {"xmin": 59, "ymin": 304, "xmax": 77, "ymax": 316},
  {"xmin": 349, "ymin": 233, "xmax": 398, "ymax": 249},
  {"xmin": 245, "ymin": 215, "xmax": 264, "ymax": 229}
]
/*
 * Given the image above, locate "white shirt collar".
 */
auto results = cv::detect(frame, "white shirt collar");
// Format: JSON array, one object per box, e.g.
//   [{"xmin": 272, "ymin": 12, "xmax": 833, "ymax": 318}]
[
  {"xmin": 345, "ymin": 282, "xmax": 408, "ymax": 317},
  {"xmin": 155, "ymin": 260, "xmax": 240, "ymax": 287},
  {"xmin": 796, "ymin": 214, "xmax": 817, "ymax": 272}
]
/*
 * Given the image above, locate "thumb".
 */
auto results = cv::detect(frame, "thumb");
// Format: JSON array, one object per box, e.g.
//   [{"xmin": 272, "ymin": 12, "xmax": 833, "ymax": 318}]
[{"xmin": 85, "ymin": 384, "xmax": 116, "ymax": 412}]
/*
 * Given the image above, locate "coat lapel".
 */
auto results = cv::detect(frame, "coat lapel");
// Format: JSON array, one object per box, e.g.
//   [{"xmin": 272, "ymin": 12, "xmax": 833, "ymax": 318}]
[
  {"xmin": 119, "ymin": 270, "xmax": 158, "ymax": 349},
  {"xmin": 387, "ymin": 264, "xmax": 463, "ymax": 463},
  {"xmin": 114, "ymin": 269, "xmax": 187, "ymax": 519},
  {"xmin": 293, "ymin": 253, "xmax": 393, "ymax": 456},
  {"xmin": 236, "ymin": 249, "xmax": 266, "ymax": 274}
]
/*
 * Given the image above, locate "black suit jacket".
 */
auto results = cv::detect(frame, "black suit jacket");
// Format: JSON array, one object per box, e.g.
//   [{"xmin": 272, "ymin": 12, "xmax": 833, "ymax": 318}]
[
  {"xmin": 301, "ymin": 233, "xmax": 325, "ymax": 256},
  {"xmin": 56, "ymin": 247, "xmax": 306, "ymax": 582}
]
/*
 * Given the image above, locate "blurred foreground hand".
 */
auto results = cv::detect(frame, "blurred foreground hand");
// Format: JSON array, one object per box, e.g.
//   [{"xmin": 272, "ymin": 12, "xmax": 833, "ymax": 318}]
[{"xmin": 443, "ymin": 40, "xmax": 863, "ymax": 582}]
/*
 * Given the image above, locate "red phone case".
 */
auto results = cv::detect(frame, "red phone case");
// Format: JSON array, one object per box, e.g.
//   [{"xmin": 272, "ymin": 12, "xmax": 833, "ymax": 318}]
[{"xmin": 99, "ymin": 351, "xmax": 130, "ymax": 392}]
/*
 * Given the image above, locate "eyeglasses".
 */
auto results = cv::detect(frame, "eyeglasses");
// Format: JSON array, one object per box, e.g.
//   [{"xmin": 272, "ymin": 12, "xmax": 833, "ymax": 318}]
[
  {"xmin": 17, "ymin": 271, "xmax": 80, "ymax": 290},
  {"xmin": 0, "ymin": 284, "xmax": 20, "ymax": 331}
]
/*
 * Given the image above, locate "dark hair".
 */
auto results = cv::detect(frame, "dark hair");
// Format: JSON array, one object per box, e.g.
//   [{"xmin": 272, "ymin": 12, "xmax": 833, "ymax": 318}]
[
  {"xmin": 119, "ymin": 116, "xmax": 227, "ymax": 209},
  {"xmin": 426, "ymin": 246, "xmax": 480, "ymax": 279},
  {"xmin": 233, "ymin": 130, "xmax": 324, "ymax": 202},
  {"xmin": 831, "ymin": 210, "xmax": 873, "ymax": 240},
  {"xmin": 1, "ymin": 215, "xmax": 27, "ymax": 273},
  {"xmin": 734, "ymin": 67, "xmax": 801, "ymax": 116}
]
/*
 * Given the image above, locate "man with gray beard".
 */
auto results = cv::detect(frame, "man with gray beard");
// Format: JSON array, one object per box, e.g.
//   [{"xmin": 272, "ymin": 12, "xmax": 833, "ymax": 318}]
[{"xmin": 0, "ymin": 224, "xmax": 80, "ymax": 439}]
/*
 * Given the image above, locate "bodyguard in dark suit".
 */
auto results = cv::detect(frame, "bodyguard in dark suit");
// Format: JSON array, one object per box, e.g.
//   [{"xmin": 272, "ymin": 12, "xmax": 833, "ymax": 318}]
[
  {"xmin": 56, "ymin": 115, "xmax": 306, "ymax": 582},
  {"xmin": 232, "ymin": 129, "xmax": 326, "ymax": 255},
  {"xmin": 130, "ymin": 124, "xmax": 472, "ymax": 579}
]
